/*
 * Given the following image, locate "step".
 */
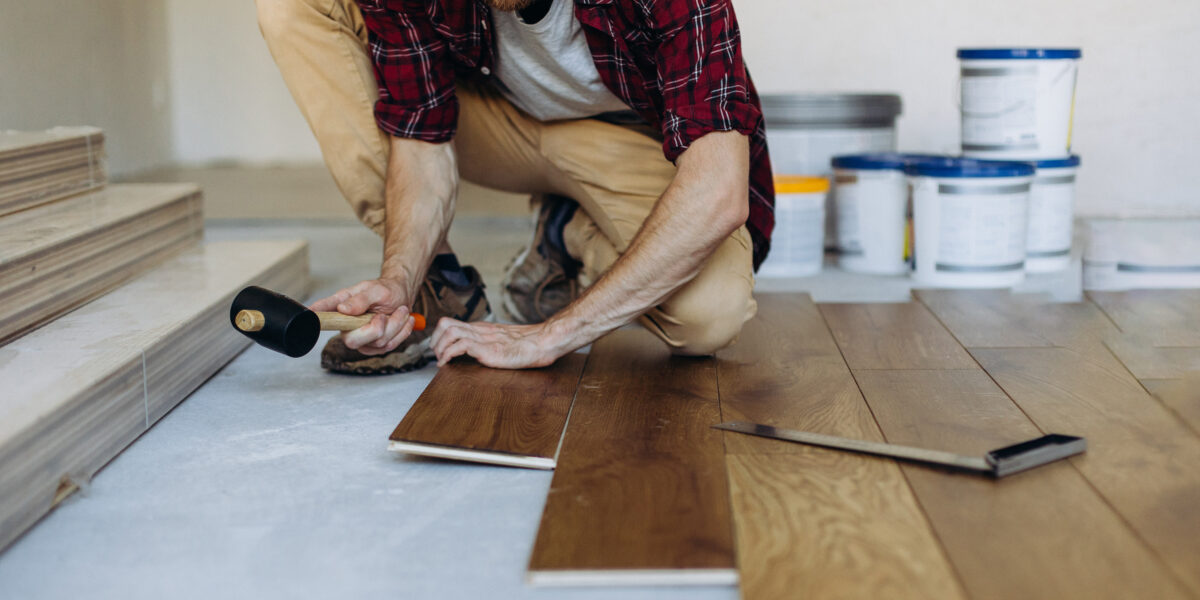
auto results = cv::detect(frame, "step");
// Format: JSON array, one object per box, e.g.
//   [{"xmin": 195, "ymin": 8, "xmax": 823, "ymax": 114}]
[
  {"xmin": 0, "ymin": 127, "xmax": 107, "ymax": 217},
  {"xmin": 0, "ymin": 239, "xmax": 311, "ymax": 552},
  {"xmin": 0, "ymin": 183, "xmax": 203, "ymax": 344}
]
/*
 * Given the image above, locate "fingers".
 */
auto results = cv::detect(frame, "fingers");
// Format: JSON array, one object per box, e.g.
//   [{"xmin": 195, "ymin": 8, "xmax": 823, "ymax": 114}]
[
  {"xmin": 342, "ymin": 313, "xmax": 388, "ymax": 350},
  {"xmin": 437, "ymin": 338, "xmax": 473, "ymax": 367},
  {"xmin": 365, "ymin": 308, "xmax": 414, "ymax": 354},
  {"xmin": 309, "ymin": 287, "xmax": 354, "ymax": 312},
  {"xmin": 337, "ymin": 281, "xmax": 391, "ymax": 316}
]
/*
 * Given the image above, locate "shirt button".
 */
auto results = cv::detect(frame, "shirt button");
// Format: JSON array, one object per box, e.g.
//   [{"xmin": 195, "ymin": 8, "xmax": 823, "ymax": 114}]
[{"xmin": 481, "ymin": 66, "xmax": 491, "ymax": 76}]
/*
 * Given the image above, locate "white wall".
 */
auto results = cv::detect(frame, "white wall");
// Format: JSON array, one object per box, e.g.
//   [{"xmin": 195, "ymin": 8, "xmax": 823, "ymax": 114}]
[
  {"xmin": 733, "ymin": 0, "xmax": 1200, "ymax": 217},
  {"xmin": 0, "ymin": 1, "xmax": 174, "ymax": 176},
  {"xmin": 165, "ymin": 0, "xmax": 321, "ymax": 165}
]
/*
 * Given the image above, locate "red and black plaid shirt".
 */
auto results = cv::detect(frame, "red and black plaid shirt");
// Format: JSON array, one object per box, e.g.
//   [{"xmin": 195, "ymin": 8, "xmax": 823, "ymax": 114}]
[{"xmin": 356, "ymin": 0, "xmax": 775, "ymax": 267}]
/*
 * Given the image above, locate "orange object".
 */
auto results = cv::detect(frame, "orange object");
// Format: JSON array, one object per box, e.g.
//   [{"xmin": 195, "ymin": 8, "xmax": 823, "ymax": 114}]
[{"xmin": 413, "ymin": 313, "xmax": 427, "ymax": 331}]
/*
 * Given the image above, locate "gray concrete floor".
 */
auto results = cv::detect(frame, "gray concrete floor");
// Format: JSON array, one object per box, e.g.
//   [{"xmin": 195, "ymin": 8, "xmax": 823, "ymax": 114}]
[{"xmin": 0, "ymin": 207, "xmax": 1080, "ymax": 598}]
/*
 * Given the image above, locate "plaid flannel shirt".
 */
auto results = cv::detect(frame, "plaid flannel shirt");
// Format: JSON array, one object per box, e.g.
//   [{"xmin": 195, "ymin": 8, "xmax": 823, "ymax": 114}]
[{"xmin": 356, "ymin": 0, "xmax": 775, "ymax": 267}]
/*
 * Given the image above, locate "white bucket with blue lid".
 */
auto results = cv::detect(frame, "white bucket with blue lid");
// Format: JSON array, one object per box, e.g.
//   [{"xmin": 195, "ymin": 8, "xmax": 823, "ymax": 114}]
[
  {"xmin": 1025, "ymin": 155, "xmax": 1080, "ymax": 273},
  {"xmin": 958, "ymin": 48, "xmax": 1081, "ymax": 160},
  {"xmin": 907, "ymin": 157, "xmax": 1035, "ymax": 288},
  {"xmin": 831, "ymin": 153, "xmax": 941, "ymax": 275}
]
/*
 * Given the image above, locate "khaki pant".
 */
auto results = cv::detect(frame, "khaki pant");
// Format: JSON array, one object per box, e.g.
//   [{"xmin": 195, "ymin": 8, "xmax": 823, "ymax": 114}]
[{"xmin": 256, "ymin": 0, "xmax": 756, "ymax": 354}]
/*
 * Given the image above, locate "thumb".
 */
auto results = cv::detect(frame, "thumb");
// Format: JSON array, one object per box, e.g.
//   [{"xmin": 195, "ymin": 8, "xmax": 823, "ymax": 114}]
[{"xmin": 337, "ymin": 290, "xmax": 375, "ymax": 315}]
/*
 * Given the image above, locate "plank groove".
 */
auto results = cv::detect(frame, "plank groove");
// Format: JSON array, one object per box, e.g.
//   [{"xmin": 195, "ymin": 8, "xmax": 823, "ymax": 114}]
[
  {"xmin": 388, "ymin": 353, "xmax": 587, "ymax": 469},
  {"xmin": 820, "ymin": 302, "xmax": 976, "ymax": 369},
  {"xmin": 1088, "ymin": 290, "xmax": 1200, "ymax": 346},
  {"xmin": 719, "ymin": 294, "xmax": 965, "ymax": 600},
  {"xmin": 527, "ymin": 328, "xmax": 735, "ymax": 586}
]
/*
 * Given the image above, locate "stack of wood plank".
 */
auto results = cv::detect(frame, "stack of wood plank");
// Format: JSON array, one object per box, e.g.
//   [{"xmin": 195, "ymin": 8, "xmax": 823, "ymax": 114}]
[
  {"xmin": 0, "ymin": 184, "xmax": 203, "ymax": 344},
  {"xmin": 388, "ymin": 290, "xmax": 1200, "ymax": 596},
  {"xmin": 0, "ymin": 127, "xmax": 107, "ymax": 217},
  {"xmin": 0, "ymin": 241, "xmax": 310, "ymax": 552}
]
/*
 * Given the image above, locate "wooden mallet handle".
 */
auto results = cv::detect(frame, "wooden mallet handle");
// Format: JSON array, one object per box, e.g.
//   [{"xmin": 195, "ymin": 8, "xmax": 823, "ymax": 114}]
[{"xmin": 235, "ymin": 310, "xmax": 426, "ymax": 332}]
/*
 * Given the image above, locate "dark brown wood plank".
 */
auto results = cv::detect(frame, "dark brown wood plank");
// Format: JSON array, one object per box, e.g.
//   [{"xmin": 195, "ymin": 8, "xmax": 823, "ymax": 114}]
[
  {"xmin": 388, "ymin": 353, "xmax": 586, "ymax": 469},
  {"xmin": 720, "ymin": 294, "xmax": 965, "ymax": 599},
  {"xmin": 1089, "ymin": 290, "xmax": 1200, "ymax": 346},
  {"xmin": 819, "ymin": 302, "xmax": 976, "ymax": 369},
  {"xmin": 854, "ymin": 369, "xmax": 1191, "ymax": 600},
  {"xmin": 973, "ymin": 347, "xmax": 1200, "ymax": 594},
  {"xmin": 527, "ymin": 328, "xmax": 735, "ymax": 586}
]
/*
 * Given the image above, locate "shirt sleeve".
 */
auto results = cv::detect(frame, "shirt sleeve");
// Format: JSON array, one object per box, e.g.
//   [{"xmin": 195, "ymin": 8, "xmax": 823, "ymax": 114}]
[
  {"xmin": 356, "ymin": 0, "xmax": 458, "ymax": 142},
  {"xmin": 644, "ymin": 0, "xmax": 762, "ymax": 162}
]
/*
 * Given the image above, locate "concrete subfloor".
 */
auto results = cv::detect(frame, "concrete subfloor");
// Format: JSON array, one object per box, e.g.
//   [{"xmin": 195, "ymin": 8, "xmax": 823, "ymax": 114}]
[{"xmin": 0, "ymin": 211, "xmax": 1080, "ymax": 598}]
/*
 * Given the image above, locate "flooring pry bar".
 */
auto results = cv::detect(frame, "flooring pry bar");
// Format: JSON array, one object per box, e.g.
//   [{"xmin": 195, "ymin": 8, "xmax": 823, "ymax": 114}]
[{"xmin": 714, "ymin": 421, "xmax": 1086, "ymax": 478}]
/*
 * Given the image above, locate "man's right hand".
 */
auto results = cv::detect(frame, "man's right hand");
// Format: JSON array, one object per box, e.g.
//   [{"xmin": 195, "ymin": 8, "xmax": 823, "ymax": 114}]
[{"xmin": 309, "ymin": 278, "xmax": 419, "ymax": 355}]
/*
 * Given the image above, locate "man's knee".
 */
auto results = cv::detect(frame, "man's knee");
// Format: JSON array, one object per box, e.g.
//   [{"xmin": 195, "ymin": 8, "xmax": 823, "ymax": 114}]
[{"xmin": 655, "ymin": 288, "xmax": 756, "ymax": 357}]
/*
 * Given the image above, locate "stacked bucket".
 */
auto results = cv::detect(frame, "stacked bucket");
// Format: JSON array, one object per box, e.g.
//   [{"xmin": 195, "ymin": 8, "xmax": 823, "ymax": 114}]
[{"xmin": 761, "ymin": 48, "xmax": 1083, "ymax": 289}]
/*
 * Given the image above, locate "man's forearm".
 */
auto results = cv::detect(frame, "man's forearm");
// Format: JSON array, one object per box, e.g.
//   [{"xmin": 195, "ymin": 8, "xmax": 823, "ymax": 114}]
[
  {"xmin": 543, "ymin": 131, "xmax": 751, "ymax": 350},
  {"xmin": 379, "ymin": 137, "xmax": 459, "ymax": 300}
]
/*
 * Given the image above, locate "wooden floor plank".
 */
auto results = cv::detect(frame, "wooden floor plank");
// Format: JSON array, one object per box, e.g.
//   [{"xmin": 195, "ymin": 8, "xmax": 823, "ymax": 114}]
[
  {"xmin": 1142, "ymin": 377, "xmax": 1200, "ymax": 437},
  {"xmin": 853, "ymin": 368, "xmax": 1191, "ymax": 600},
  {"xmin": 720, "ymin": 294, "xmax": 965, "ymax": 600},
  {"xmin": 527, "ymin": 328, "xmax": 735, "ymax": 586},
  {"xmin": 1089, "ymin": 290, "xmax": 1200, "ymax": 346},
  {"xmin": 387, "ymin": 353, "xmax": 587, "ymax": 469},
  {"xmin": 915, "ymin": 289, "xmax": 1118, "ymax": 349},
  {"xmin": 1104, "ymin": 337, "xmax": 1200, "ymax": 381},
  {"xmin": 819, "ymin": 302, "xmax": 976, "ymax": 369},
  {"xmin": 973, "ymin": 347, "xmax": 1200, "ymax": 594}
]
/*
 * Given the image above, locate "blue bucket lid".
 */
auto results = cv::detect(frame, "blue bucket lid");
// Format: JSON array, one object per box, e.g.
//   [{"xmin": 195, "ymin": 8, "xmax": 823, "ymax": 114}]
[
  {"xmin": 1031, "ymin": 155, "xmax": 1081, "ymax": 169},
  {"xmin": 832, "ymin": 153, "xmax": 945, "ymax": 171},
  {"xmin": 958, "ymin": 48, "xmax": 1082, "ymax": 60},
  {"xmin": 905, "ymin": 157, "xmax": 1035, "ymax": 178}
]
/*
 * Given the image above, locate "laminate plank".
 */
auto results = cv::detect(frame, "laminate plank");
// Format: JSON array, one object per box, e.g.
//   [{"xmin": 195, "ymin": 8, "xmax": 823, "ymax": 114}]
[
  {"xmin": 1104, "ymin": 337, "xmax": 1200, "ymax": 381},
  {"xmin": 0, "ymin": 184, "xmax": 203, "ymax": 343},
  {"xmin": 853, "ymin": 369, "xmax": 1191, "ymax": 600},
  {"xmin": 1142, "ymin": 377, "xmax": 1200, "ymax": 436},
  {"xmin": 0, "ymin": 240, "xmax": 310, "ymax": 552},
  {"xmin": 0, "ymin": 127, "xmax": 105, "ymax": 217},
  {"xmin": 527, "ymin": 328, "xmax": 735, "ymax": 586},
  {"xmin": 1089, "ymin": 290, "xmax": 1200, "ymax": 346},
  {"xmin": 387, "ymin": 353, "xmax": 587, "ymax": 469},
  {"xmin": 915, "ymin": 289, "xmax": 1119, "ymax": 349},
  {"xmin": 972, "ymin": 347, "xmax": 1200, "ymax": 594},
  {"xmin": 719, "ymin": 294, "xmax": 965, "ymax": 600},
  {"xmin": 819, "ymin": 301, "xmax": 976, "ymax": 369}
]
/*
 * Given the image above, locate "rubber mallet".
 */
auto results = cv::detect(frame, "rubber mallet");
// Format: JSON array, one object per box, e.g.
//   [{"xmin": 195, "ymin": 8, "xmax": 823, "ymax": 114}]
[{"xmin": 229, "ymin": 285, "xmax": 426, "ymax": 358}]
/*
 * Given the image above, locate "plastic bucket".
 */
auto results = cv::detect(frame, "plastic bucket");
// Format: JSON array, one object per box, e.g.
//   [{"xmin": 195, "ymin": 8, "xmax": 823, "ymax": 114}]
[
  {"xmin": 831, "ymin": 153, "xmax": 939, "ymax": 275},
  {"xmin": 760, "ymin": 94, "xmax": 902, "ymax": 249},
  {"xmin": 958, "ymin": 48, "xmax": 1081, "ymax": 160},
  {"xmin": 1083, "ymin": 219, "xmax": 1200, "ymax": 290},
  {"xmin": 758, "ymin": 176, "xmax": 829, "ymax": 278},
  {"xmin": 1024, "ymin": 155, "xmax": 1080, "ymax": 272},
  {"xmin": 907, "ymin": 158, "xmax": 1035, "ymax": 288}
]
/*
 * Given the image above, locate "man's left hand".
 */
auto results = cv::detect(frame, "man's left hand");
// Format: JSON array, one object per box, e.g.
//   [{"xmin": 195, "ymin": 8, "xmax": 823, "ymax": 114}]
[{"xmin": 431, "ymin": 319, "xmax": 570, "ymax": 369}]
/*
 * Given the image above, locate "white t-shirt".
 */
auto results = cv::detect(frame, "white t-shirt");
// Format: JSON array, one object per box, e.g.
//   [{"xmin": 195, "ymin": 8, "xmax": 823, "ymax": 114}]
[{"xmin": 491, "ymin": 0, "xmax": 630, "ymax": 121}]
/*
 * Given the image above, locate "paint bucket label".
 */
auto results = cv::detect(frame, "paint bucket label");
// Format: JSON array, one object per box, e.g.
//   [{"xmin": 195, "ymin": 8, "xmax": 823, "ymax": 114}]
[
  {"xmin": 912, "ymin": 177, "xmax": 1030, "ymax": 287},
  {"xmin": 961, "ymin": 67, "xmax": 1038, "ymax": 151},
  {"xmin": 1026, "ymin": 170, "xmax": 1076, "ymax": 271},
  {"xmin": 758, "ymin": 193, "xmax": 825, "ymax": 277},
  {"xmin": 835, "ymin": 170, "xmax": 909, "ymax": 274}
]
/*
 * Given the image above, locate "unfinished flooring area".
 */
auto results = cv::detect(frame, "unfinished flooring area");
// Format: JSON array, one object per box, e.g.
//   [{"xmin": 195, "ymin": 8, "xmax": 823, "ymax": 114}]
[{"xmin": 1, "ymin": 169, "xmax": 1197, "ymax": 599}]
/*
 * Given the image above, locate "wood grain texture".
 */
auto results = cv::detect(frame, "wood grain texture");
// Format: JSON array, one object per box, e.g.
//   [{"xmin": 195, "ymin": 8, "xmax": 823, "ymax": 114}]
[
  {"xmin": 819, "ymin": 301, "xmax": 976, "ymax": 369},
  {"xmin": 527, "ymin": 328, "xmax": 735, "ymax": 585},
  {"xmin": 0, "ymin": 127, "xmax": 106, "ymax": 217},
  {"xmin": 972, "ymin": 347, "xmax": 1200, "ymax": 594},
  {"xmin": 1104, "ymin": 337, "xmax": 1200, "ymax": 381},
  {"xmin": 0, "ymin": 184, "xmax": 203, "ymax": 344},
  {"xmin": 853, "ymin": 369, "xmax": 1191, "ymax": 600},
  {"xmin": 0, "ymin": 240, "xmax": 310, "ymax": 552},
  {"xmin": 388, "ymin": 353, "xmax": 587, "ymax": 468},
  {"xmin": 1089, "ymin": 290, "xmax": 1200, "ymax": 346},
  {"xmin": 720, "ymin": 294, "xmax": 965, "ymax": 600},
  {"xmin": 915, "ymin": 289, "xmax": 1119, "ymax": 349}
]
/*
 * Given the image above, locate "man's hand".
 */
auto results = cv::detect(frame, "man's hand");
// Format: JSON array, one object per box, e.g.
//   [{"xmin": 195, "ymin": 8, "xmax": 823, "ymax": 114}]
[
  {"xmin": 431, "ymin": 319, "xmax": 571, "ymax": 369},
  {"xmin": 309, "ymin": 278, "xmax": 420, "ymax": 355}
]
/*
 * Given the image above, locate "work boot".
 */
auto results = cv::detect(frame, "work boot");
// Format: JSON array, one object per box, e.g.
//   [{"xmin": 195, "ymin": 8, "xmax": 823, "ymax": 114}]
[
  {"xmin": 501, "ymin": 195, "xmax": 583, "ymax": 324},
  {"xmin": 320, "ymin": 262, "xmax": 491, "ymax": 375}
]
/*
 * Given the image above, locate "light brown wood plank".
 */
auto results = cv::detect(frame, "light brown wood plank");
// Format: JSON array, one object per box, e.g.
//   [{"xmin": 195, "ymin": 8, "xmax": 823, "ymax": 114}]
[
  {"xmin": 527, "ymin": 328, "xmax": 735, "ymax": 586},
  {"xmin": 854, "ymin": 368, "xmax": 1191, "ymax": 600},
  {"xmin": 819, "ymin": 301, "xmax": 976, "ymax": 369},
  {"xmin": 1142, "ymin": 377, "xmax": 1200, "ymax": 436},
  {"xmin": 915, "ymin": 289, "xmax": 1119, "ymax": 349},
  {"xmin": 1105, "ymin": 337, "xmax": 1200, "ymax": 381},
  {"xmin": 1089, "ymin": 290, "xmax": 1200, "ymax": 346},
  {"xmin": 720, "ymin": 294, "xmax": 965, "ymax": 600},
  {"xmin": 973, "ymin": 347, "xmax": 1200, "ymax": 594},
  {"xmin": 387, "ymin": 353, "xmax": 587, "ymax": 469}
]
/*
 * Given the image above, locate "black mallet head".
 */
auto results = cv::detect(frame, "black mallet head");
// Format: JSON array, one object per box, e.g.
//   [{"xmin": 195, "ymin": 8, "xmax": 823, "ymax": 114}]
[{"xmin": 229, "ymin": 286, "xmax": 325, "ymax": 358}]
